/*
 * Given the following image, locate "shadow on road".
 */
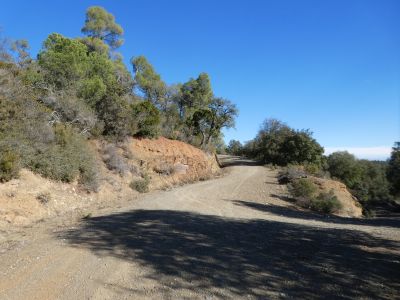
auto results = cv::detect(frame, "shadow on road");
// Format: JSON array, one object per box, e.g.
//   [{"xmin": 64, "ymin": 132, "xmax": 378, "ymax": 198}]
[
  {"xmin": 60, "ymin": 209, "xmax": 400, "ymax": 299},
  {"xmin": 233, "ymin": 199, "xmax": 400, "ymax": 229}
]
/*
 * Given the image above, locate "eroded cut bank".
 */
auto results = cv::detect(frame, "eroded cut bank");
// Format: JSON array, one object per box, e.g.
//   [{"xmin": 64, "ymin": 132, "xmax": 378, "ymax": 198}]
[{"xmin": 0, "ymin": 137, "xmax": 220, "ymax": 231}]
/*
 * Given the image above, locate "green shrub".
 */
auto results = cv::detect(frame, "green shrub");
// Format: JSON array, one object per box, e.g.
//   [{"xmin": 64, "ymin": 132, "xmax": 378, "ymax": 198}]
[
  {"xmin": 0, "ymin": 149, "xmax": 20, "ymax": 182},
  {"xmin": 30, "ymin": 124, "xmax": 99, "ymax": 191},
  {"xmin": 96, "ymin": 94, "xmax": 131, "ymax": 138},
  {"xmin": 290, "ymin": 178, "xmax": 317, "ymax": 199},
  {"xmin": 0, "ymin": 89, "xmax": 99, "ymax": 190},
  {"xmin": 387, "ymin": 142, "xmax": 400, "ymax": 197},
  {"xmin": 131, "ymin": 100, "xmax": 160, "ymax": 138},
  {"xmin": 289, "ymin": 179, "xmax": 342, "ymax": 214},
  {"xmin": 310, "ymin": 190, "xmax": 342, "ymax": 214},
  {"xmin": 130, "ymin": 174, "xmax": 150, "ymax": 193},
  {"xmin": 327, "ymin": 152, "xmax": 362, "ymax": 188},
  {"xmin": 302, "ymin": 161, "xmax": 330, "ymax": 178},
  {"xmin": 327, "ymin": 151, "xmax": 392, "ymax": 204}
]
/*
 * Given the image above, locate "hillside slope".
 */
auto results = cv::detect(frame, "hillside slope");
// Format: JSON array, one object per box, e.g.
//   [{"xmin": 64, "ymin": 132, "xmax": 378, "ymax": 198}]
[
  {"xmin": 0, "ymin": 137, "xmax": 220, "ymax": 230},
  {"xmin": 309, "ymin": 176, "xmax": 363, "ymax": 217}
]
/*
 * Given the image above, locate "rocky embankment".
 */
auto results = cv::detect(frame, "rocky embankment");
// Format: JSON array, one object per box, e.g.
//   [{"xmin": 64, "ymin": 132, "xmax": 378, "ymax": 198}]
[{"xmin": 0, "ymin": 137, "xmax": 220, "ymax": 230}]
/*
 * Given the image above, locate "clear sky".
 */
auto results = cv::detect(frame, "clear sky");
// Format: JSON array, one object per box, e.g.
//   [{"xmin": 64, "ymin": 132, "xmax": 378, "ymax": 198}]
[{"xmin": 1, "ymin": 0, "xmax": 399, "ymax": 159}]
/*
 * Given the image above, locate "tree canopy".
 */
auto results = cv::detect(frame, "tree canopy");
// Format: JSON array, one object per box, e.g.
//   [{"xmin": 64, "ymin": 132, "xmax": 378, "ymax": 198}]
[
  {"xmin": 131, "ymin": 56, "xmax": 167, "ymax": 109},
  {"xmin": 387, "ymin": 142, "xmax": 400, "ymax": 196},
  {"xmin": 81, "ymin": 6, "xmax": 124, "ymax": 49},
  {"xmin": 227, "ymin": 140, "xmax": 243, "ymax": 155},
  {"xmin": 179, "ymin": 73, "xmax": 213, "ymax": 119},
  {"xmin": 1, "ymin": 5, "xmax": 239, "ymax": 189},
  {"xmin": 327, "ymin": 151, "xmax": 392, "ymax": 203},
  {"xmin": 244, "ymin": 119, "xmax": 324, "ymax": 166}
]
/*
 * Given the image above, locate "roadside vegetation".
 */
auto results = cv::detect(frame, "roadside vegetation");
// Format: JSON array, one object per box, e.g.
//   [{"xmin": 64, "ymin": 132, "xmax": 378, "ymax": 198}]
[
  {"xmin": 130, "ymin": 173, "xmax": 151, "ymax": 193},
  {"xmin": 0, "ymin": 6, "xmax": 237, "ymax": 189},
  {"xmin": 326, "ymin": 151, "xmax": 393, "ymax": 213},
  {"xmin": 227, "ymin": 119, "xmax": 324, "ymax": 168},
  {"xmin": 0, "ymin": 6, "xmax": 397, "ymax": 218},
  {"xmin": 227, "ymin": 118, "xmax": 399, "ymax": 216},
  {"xmin": 289, "ymin": 178, "xmax": 342, "ymax": 214}
]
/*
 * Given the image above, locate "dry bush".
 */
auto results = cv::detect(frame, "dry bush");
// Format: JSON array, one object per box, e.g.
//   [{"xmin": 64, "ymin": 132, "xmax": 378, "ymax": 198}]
[
  {"xmin": 130, "ymin": 174, "xmax": 150, "ymax": 193},
  {"xmin": 278, "ymin": 165, "xmax": 307, "ymax": 184},
  {"xmin": 289, "ymin": 178, "xmax": 318, "ymax": 199},
  {"xmin": 153, "ymin": 163, "xmax": 175, "ymax": 175},
  {"xmin": 36, "ymin": 192, "xmax": 51, "ymax": 204},
  {"xmin": 102, "ymin": 144, "xmax": 132, "ymax": 175},
  {"xmin": 41, "ymin": 91, "xmax": 102, "ymax": 137}
]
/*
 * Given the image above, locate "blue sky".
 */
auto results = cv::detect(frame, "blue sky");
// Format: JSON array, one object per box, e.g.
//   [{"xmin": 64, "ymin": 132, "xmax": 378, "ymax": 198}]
[{"xmin": 1, "ymin": 0, "xmax": 399, "ymax": 159}]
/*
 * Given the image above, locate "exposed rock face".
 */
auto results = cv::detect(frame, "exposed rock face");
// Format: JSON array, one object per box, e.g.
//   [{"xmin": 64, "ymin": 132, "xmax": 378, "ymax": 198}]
[
  {"xmin": 128, "ymin": 137, "xmax": 220, "ymax": 189},
  {"xmin": 310, "ymin": 177, "xmax": 363, "ymax": 218}
]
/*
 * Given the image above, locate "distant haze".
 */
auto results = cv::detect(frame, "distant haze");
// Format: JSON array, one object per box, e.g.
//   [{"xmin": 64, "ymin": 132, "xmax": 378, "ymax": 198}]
[{"xmin": 324, "ymin": 146, "xmax": 392, "ymax": 161}]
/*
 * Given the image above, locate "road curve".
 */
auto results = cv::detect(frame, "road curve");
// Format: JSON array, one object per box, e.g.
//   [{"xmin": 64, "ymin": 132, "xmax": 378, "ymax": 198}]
[{"xmin": 0, "ymin": 162, "xmax": 399, "ymax": 299}]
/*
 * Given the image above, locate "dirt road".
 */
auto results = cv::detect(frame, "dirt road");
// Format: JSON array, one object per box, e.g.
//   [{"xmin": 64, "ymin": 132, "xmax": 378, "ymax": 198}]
[{"xmin": 1, "ymin": 158, "xmax": 399, "ymax": 299}]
